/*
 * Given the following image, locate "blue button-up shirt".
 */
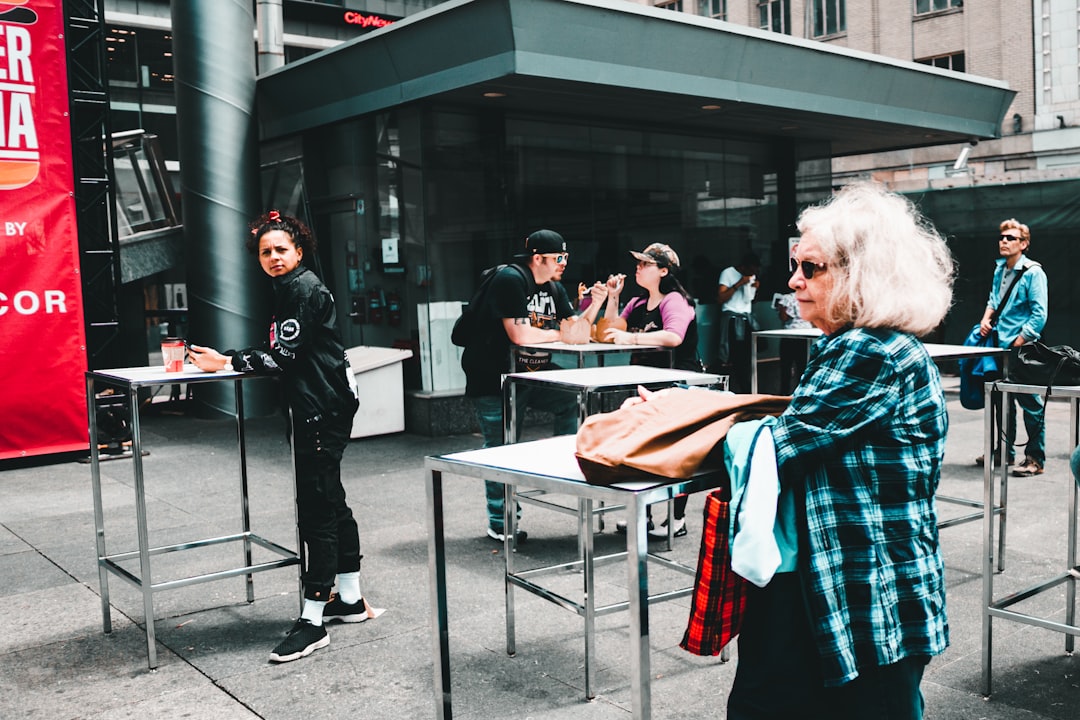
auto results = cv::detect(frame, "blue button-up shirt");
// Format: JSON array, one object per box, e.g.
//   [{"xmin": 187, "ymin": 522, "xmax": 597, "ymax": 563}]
[
  {"xmin": 987, "ymin": 254, "xmax": 1047, "ymax": 346},
  {"xmin": 771, "ymin": 327, "xmax": 949, "ymax": 686}
]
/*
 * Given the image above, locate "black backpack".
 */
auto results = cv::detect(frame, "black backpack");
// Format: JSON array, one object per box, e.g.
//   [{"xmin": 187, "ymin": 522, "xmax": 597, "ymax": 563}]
[{"xmin": 451, "ymin": 264, "xmax": 528, "ymax": 347}]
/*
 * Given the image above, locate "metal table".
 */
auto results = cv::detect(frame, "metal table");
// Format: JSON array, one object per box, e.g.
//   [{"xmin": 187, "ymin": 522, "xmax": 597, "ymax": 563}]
[
  {"xmin": 425, "ymin": 435, "xmax": 729, "ymax": 719},
  {"xmin": 750, "ymin": 327, "xmax": 821, "ymax": 394},
  {"xmin": 982, "ymin": 381, "xmax": 1080, "ymax": 696},
  {"xmin": 86, "ymin": 365, "xmax": 300, "ymax": 669},
  {"xmin": 513, "ymin": 340, "xmax": 671, "ymax": 369},
  {"xmin": 502, "ymin": 365, "xmax": 725, "ymax": 549}
]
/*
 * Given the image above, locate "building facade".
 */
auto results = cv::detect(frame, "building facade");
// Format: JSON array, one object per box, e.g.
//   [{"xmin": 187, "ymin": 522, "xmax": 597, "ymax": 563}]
[{"xmin": 644, "ymin": 0, "xmax": 1078, "ymax": 347}]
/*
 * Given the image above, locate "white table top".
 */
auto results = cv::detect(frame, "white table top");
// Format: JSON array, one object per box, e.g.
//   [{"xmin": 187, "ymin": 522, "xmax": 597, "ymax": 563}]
[
  {"xmin": 503, "ymin": 365, "xmax": 721, "ymax": 388},
  {"xmin": 514, "ymin": 341, "xmax": 668, "ymax": 355},
  {"xmin": 87, "ymin": 364, "xmax": 244, "ymax": 387},
  {"xmin": 431, "ymin": 435, "xmax": 709, "ymax": 492},
  {"xmin": 753, "ymin": 329, "xmax": 1009, "ymax": 360}
]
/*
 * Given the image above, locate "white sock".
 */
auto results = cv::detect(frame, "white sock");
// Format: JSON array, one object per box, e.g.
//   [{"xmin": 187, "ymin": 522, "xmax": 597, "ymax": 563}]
[
  {"xmin": 336, "ymin": 571, "xmax": 362, "ymax": 605},
  {"xmin": 300, "ymin": 599, "xmax": 327, "ymax": 626}
]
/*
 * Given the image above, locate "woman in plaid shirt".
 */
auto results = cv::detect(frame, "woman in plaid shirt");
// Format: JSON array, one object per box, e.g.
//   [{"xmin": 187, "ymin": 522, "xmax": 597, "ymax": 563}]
[{"xmin": 728, "ymin": 183, "xmax": 954, "ymax": 720}]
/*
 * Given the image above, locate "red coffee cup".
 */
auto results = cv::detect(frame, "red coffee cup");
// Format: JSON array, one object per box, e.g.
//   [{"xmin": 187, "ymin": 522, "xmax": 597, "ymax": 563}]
[{"xmin": 161, "ymin": 338, "xmax": 185, "ymax": 372}]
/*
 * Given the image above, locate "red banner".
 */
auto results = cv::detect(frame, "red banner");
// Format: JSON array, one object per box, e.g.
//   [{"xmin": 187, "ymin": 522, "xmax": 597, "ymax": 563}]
[{"xmin": 0, "ymin": 0, "xmax": 88, "ymax": 459}]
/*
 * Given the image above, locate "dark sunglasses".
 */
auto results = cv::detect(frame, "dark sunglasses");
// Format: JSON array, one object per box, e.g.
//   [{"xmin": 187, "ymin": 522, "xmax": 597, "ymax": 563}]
[
  {"xmin": 789, "ymin": 257, "xmax": 828, "ymax": 279},
  {"xmin": 999, "ymin": 234, "xmax": 1022, "ymax": 242}
]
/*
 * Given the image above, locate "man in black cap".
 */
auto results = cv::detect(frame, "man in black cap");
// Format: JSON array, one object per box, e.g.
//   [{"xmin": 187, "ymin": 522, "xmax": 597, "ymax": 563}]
[{"xmin": 461, "ymin": 229, "xmax": 607, "ymax": 542}]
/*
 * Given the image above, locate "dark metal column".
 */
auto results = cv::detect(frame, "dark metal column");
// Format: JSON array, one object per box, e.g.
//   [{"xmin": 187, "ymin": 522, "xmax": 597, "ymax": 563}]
[{"xmin": 172, "ymin": 0, "xmax": 269, "ymax": 416}]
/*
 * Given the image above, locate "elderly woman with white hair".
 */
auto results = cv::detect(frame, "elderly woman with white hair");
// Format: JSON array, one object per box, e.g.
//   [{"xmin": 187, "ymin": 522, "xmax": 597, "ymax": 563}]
[{"xmin": 727, "ymin": 182, "xmax": 954, "ymax": 720}]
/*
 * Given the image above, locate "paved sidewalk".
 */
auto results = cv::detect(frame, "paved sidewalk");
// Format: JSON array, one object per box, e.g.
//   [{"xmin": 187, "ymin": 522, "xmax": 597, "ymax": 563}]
[{"xmin": 0, "ymin": 379, "xmax": 1078, "ymax": 719}]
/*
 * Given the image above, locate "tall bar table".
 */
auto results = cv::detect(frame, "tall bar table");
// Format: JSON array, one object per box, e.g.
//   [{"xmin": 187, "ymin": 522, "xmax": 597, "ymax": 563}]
[
  {"xmin": 86, "ymin": 365, "xmax": 300, "ymax": 669},
  {"xmin": 426, "ymin": 435, "xmax": 729, "ymax": 719},
  {"xmin": 502, "ymin": 365, "xmax": 725, "ymax": 550},
  {"xmin": 513, "ymin": 341, "xmax": 671, "ymax": 369},
  {"xmin": 982, "ymin": 380, "xmax": 1080, "ymax": 696}
]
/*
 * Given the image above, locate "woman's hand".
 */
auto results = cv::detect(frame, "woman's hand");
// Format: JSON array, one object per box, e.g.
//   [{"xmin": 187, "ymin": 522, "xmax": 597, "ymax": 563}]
[
  {"xmin": 607, "ymin": 273, "xmax": 626, "ymax": 295},
  {"xmin": 604, "ymin": 328, "xmax": 642, "ymax": 345},
  {"xmin": 188, "ymin": 343, "xmax": 230, "ymax": 372},
  {"xmin": 620, "ymin": 384, "xmax": 667, "ymax": 409}
]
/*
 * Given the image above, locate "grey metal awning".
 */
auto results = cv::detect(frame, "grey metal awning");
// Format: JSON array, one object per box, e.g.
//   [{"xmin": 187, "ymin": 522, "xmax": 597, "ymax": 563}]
[{"xmin": 257, "ymin": 0, "xmax": 1015, "ymax": 158}]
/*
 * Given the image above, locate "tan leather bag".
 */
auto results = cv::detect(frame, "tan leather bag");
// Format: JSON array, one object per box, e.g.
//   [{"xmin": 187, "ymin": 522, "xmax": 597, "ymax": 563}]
[{"xmin": 574, "ymin": 389, "xmax": 789, "ymax": 485}]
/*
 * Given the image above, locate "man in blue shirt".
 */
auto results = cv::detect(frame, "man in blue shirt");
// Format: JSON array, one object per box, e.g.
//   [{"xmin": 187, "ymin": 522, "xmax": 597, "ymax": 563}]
[{"xmin": 975, "ymin": 219, "xmax": 1049, "ymax": 476}]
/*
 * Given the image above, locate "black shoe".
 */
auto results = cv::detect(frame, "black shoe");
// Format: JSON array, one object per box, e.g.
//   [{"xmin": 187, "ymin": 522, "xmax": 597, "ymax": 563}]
[
  {"xmin": 269, "ymin": 618, "xmax": 328, "ymax": 663},
  {"xmin": 324, "ymin": 593, "xmax": 371, "ymax": 623},
  {"xmin": 487, "ymin": 527, "xmax": 528, "ymax": 543},
  {"xmin": 648, "ymin": 517, "xmax": 687, "ymax": 539},
  {"xmin": 615, "ymin": 519, "xmax": 655, "ymax": 534}
]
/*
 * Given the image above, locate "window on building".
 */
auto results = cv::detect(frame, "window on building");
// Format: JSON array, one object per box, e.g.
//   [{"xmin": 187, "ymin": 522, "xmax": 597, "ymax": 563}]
[
  {"xmin": 698, "ymin": 0, "xmax": 725, "ymax": 19},
  {"xmin": 758, "ymin": 1, "xmax": 790, "ymax": 34},
  {"xmin": 656, "ymin": 0, "xmax": 684, "ymax": 12},
  {"xmin": 811, "ymin": 0, "xmax": 845, "ymax": 37},
  {"xmin": 915, "ymin": 0, "xmax": 962, "ymax": 15},
  {"xmin": 916, "ymin": 52, "xmax": 966, "ymax": 73}
]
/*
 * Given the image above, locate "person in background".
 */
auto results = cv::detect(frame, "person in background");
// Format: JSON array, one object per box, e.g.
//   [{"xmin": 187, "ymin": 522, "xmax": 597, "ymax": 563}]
[
  {"xmin": 1072, "ymin": 445, "xmax": 1080, "ymax": 490},
  {"xmin": 717, "ymin": 252, "xmax": 761, "ymax": 393},
  {"xmin": 728, "ymin": 182, "xmax": 953, "ymax": 719},
  {"xmin": 189, "ymin": 211, "xmax": 373, "ymax": 664},
  {"xmin": 601, "ymin": 242, "xmax": 702, "ymax": 539},
  {"xmin": 460, "ymin": 229, "xmax": 607, "ymax": 543},
  {"xmin": 773, "ymin": 290, "xmax": 812, "ymax": 394},
  {"xmin": 974, "ymin": 219, "xmax": 1049, "ymax": 477}
]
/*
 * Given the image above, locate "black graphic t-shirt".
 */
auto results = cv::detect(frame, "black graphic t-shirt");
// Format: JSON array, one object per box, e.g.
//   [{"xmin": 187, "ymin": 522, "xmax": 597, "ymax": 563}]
[{"xmin": 461, "ymin": 264, "xmax": 573, "ymax": 396}]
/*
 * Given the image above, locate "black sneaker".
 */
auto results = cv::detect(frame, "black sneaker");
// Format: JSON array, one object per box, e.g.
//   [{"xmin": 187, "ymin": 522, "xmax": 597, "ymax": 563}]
[
  {"xmin": 269, "ymin": 618, "xmax": 328, "ymax": 663},
  {"xmin": 615, "ymin": 519, "xmax": 655, "ymax": 534},
  {"xmin": 648, "ymin": 517, "xmax": 687, "ymax": 539},
  {"xmin": 324, "ymin": 593, "xmax": 371, "ymax": 623},
  {"xmin": 486, "ymin": 527, "xmax": 528, "ymax": 543}
]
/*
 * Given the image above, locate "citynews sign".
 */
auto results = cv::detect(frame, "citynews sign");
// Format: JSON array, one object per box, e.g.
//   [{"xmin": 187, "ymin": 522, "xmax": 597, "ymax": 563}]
[
  {"xmin": 0, "ymin": 0, "xmax": 88, "ymax": 459},
  {"xmin": 284, "ymin": 1, "xmax": 398, "ymax": 31}
]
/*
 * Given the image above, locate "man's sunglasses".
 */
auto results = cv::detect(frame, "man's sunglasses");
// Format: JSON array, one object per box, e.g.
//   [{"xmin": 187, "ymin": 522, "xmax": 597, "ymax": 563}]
[
  {"xmin": 999, "ymin": 234, "xmax": 1022, "ymax": 243},
  {"xmin": 543, "ymin": 253, "xmax": 569, "ymax": 263},
  {"xmin": 789, "ymin": 257, "xmax": 828, "ymax": 279}
]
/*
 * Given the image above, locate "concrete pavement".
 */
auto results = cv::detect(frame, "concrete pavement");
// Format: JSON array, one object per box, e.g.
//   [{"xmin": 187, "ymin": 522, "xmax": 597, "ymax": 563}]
[{"xmin": 1, "ymin": 378, "xmax": 1078, "ymax": 719}]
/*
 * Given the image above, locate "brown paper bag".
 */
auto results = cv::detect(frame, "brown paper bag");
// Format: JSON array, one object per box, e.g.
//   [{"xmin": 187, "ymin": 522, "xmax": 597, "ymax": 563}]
[
  {"xmin": 560, "ymin": 316, "xmax": 592, "ymax": 344},
  {"xmin": 595, "ymin": 316, "xmax": 627, "ymax": 343}
]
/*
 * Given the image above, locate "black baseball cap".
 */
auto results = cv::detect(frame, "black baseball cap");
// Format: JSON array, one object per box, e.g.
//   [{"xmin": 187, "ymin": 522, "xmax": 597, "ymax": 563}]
[{"xmin": 517, "ymin": 229, "xmax": 567, "ymax": 257}]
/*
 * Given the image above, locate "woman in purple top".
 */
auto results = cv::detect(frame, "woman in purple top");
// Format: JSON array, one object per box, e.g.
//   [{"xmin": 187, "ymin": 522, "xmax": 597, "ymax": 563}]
[
  {"xmin": 603, "ymin": 242, "xmax": 702, "ymax": 538},
  {"xmin": 601, "ymin": 243, "xmax": 701, "ymax": 372}
]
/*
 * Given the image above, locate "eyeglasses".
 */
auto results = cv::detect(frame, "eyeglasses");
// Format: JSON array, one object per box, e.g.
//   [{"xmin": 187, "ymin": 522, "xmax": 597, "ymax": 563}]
[
  {"xmin": 636, "ymin": 259, "xmax": 657, "ymax": 268},
  {"xmin": 789, "ymin": 257, "xmax": 828, "ymax": 279},
  {"xmin": 542, "ymin": 253, "xmax": 568, "ymax": 264},
  {"xmin": 999, "ymin": 234, "xmax": 1022, "ymax": 243}
]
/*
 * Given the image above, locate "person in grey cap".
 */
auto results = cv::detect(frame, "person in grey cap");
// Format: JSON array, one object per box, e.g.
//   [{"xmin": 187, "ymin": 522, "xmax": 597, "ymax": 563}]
[{"xmin": 460, "ymin": 229, "xmax": 608, "ymax": 542}]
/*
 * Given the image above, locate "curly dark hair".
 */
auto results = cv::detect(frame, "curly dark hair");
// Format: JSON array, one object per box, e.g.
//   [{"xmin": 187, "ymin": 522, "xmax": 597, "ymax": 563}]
[{"xmin": 245, "ymin": 210, "xmax": 317, "ymax": 255}]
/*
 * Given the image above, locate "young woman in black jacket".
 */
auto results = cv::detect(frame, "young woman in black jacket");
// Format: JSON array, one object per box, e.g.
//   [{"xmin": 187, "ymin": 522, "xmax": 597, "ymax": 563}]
[{"xmin": 189, "ymin": 211, "xmax": 372, "ymax": 662}]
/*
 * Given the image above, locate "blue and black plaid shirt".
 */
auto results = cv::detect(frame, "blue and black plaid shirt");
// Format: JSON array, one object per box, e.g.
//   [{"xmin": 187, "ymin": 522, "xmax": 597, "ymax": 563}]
[{"xmin": 772, "ymin": 327, "xmax": 949, "ymax": 686}]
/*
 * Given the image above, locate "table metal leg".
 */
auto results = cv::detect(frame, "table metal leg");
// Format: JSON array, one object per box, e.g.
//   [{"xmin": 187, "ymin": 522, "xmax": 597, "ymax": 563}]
[
  {"xmin": 87, "ymin": 376, "xmax": 112, "ymax": 634},
  {"xmin": 580, "ymin": 498, "xmax": 596, "ymax": 699},
  {"xmin": 504, "ymin": 481, "xmax": 517, "ymax": 657},
  {"xmin": 992, "ymin": 390, "xmax": 1008, "ymax": 573},
  {"xmin": 427, "ymin": 469, "xmax": 453, "ymax": 719},
  {"xmin": 981, "ymin": 383, "xmax": 997, "ymax": 696},
  {"xmin": 627, "ymin": 494, "xmax": 652, "ymax": 719},
  {"xmin": 128, "ymin": 387, "xmax": 158, "ymax": 669},
  {"xmin": 236, "ymin": 381, "xmax": 256, "ymax": 603},
  {"xmin": 750, "ymin": 335, "xmax": 758, "ymax": 394},
  {"xmin": 1066, "ymin": 399, "xmax": 1079, "ymax": 654}
]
